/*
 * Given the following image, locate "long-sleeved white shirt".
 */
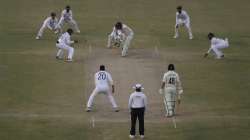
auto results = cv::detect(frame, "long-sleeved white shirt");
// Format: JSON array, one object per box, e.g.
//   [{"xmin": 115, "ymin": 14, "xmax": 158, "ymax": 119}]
[
  {"xmin": 128, "ymin": 92, "xmax": 147, "ymax": 109},
  {"xmin": 112, "ymin": 24, "xmax": 134, "ymax": 37},
  {"xmin": 162, "ymin": 71, "xmax": 182, "ymax": 92},
  {"xmin": 176, "ymin": 10, "xmax": 190, "ymax": 23},
  {"xmin": 94, "ymin": 71, "xmax": 113, "ymax": 88},
  {"xmin": 58, "ymin": 32, "xmax": 74, "ymax": 45},
  {"xmin": 207, "ymin": 37, "xmax": 228, "ymax": 53},
  {"xmin": 61, "ymin": 9, "xmax": 73, "ymax": 21},
  {"xmin": 43, "ymin": 17, "xmax": 58, "ymax": 29}
]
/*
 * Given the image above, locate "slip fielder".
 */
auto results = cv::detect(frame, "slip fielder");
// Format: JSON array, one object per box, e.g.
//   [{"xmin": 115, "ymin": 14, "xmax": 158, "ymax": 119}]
[
  {"xmin": 86, "ymin": 65, "xmax": 119, "ymax": 112},
  {"xmin": 107, "ymin": 22, "xmax": 134, "ymax": 57},
  {"xmin": 56, "ymin": 5, "xmax": 80, "ymax": 33},
  {"xmin": 159, "ymin": 64, "xmax": 183, "ymax": 117},
  {"xmin": 204, "ymin": 32, "xmax": 229, "ymax": 59},
  {"xmin": 36, "ymin": 12, "xmax": 59, "ymax": 40},
  {"xmin": 174, "ymin": 6, "xmax": 193, "ymax": 40}
]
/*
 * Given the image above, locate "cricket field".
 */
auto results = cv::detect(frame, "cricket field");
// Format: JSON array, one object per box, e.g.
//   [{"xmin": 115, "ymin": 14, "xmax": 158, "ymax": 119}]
[{"xmin": 0, "ymin": 0, "xmax": 250, "ymax": 139}]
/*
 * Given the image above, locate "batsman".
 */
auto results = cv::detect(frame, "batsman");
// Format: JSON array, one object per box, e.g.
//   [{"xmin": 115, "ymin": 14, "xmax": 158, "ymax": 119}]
[
  {"xmin": 159, "ymin": 64, "xmax": 183, "ymax": 117},
  {"xmin": 107, "ymin": 21, "xmax": 134, "ymax": 57}
]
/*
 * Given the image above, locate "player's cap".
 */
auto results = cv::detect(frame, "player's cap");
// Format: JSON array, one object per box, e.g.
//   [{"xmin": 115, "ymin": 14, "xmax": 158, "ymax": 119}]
[
  {"xmin": 67, "ymin": 28, "xmax": 74, "ymax": 34},
  {"xmin": 66, "ymin": 5, "xmax": 70, "ymax": 9},
  {"xmin": 133, "ymin": 84, "xmax": 144, "ymax": 90},
  {"xmin": 177, "ymin": 6, "xmax": 182, "ymax": 10},
  {"xmin": 51, "ymin": 12, "xmax": 56, "ymax": 17}
]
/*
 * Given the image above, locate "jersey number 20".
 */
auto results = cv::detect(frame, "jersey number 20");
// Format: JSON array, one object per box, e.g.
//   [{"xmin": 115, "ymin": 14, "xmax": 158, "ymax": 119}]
[{"xmin": 98, "ymin": 72, "xmax": 107, "ymax": 80}]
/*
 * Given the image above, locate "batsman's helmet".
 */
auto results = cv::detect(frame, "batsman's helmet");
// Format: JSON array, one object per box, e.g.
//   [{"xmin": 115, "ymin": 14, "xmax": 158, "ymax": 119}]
[
  {"xmin": 168, "ymin": 64, "xmax": 175, "ymax": 71},
  {"xmin": 115, "ymin": 22, "xmax": 123, "ymax": 30}
]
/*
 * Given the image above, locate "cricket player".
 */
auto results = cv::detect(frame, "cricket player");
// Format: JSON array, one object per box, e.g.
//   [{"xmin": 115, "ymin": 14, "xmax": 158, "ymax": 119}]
[
  {"xmin": 56, "ymin": 5, "xmax": 80, "ymax": 33},
  {"xmin": 107, "ymin": 22, "xmax": 134, "ymax": 57},
  {"xmin": 204, "ymin": 33, "xmax": 229, "ymax": 59},
  {"xmin": 56, "ymin": 28, "xmax": 78, "ymax": 62},
  {"xmin": 86, "ymin": 65, "xmax": 119, "ymax": 112},
  {"xmin": 174, "ymin": 6, "xmax": 193, "ymax": 40},
  {"xmin": 36, "ymin": 12, "xmax": 59, "ymax": 40},
  {"xmin": 159, "ymin": 64, "xmax": 183, "ymax": 117}
]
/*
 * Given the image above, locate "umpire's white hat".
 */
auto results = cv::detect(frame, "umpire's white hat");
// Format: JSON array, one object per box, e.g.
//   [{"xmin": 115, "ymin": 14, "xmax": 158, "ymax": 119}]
[{"xmin": 133, "ymin": 83, "xmax": 144, "ymax": 89}]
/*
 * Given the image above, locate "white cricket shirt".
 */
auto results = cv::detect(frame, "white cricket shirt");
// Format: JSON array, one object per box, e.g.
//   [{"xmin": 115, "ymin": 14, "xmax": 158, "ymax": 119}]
[
  {"xmin": 162, "ymin": 71, "xmax": 182, "ymax": 89},
  {"xmin": 94, "ymin": 71, "xmax": 113, "ymax": 88},
  {"xmin": 61, "ymin": 9, "xmax": 73, "ymax": 21},
  {"xmin": 43, "ymin": 17, "xmax": 58, "ymax": 29},
  {"xmin": 176, "ymin": 10, "xmax": 190, "ymax": 22},
  {"xmin": 58, "ymin": 32, "xmax": 74, "ymax": 45}
]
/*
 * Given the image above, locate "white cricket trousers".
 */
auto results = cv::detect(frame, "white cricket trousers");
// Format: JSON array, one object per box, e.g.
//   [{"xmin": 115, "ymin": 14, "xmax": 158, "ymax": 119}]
[
  {"xmin": 175, "ymin": 19, "xmax": 193, "ymax": 38},
  {"xmin": 211, "ymin": 39, "xmax": 229, "ymax": 58},
  {"xmin": 164, "ymin": 87, "xmax": 177, "ymax": 116},
  {"xmin": 122, "ymin": 33, "xmax": 134, "ymax": 56},
  {"xmin": 57, "ymin": 18, "xmax": 80, "ymax": 32},
  {"xmin": 87, "ymin": 86, "xmax": 118, "ymax": 108},
  {"xmin": 56, "ymin": 43, "xmax": 74, "ymax": 60}
]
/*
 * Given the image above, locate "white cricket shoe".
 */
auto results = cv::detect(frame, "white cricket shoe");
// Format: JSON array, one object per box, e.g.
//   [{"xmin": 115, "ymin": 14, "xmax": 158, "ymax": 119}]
[
  {"xmin": 173, "ymin": 35, "xmax": 178, "ymax": 39},
  {"xmin": 165, "ymin": 112, "xmax": 174, "ymax": 118},
  {"xmin": 129, "ymin": 135, "xmax": 135, "ymax": 139},
  {"xmin": 65, "ymin": 59, "xmax": 73, "ymax": 62},
  {"xmin": 76, "ymin": 30, "xmax": 81, "ymax": 33},
  {"xmin": 54, "ymin": 30, "xmax": 59, "ymax": 34},
  {"xmin": 216, "ymin": 54, "xmax": 224, "ymax": 59},
  {"xmin": 114, "ymin": 108, "xmax": 120, "ymax": 112},
  {"xmin": 121, "ymin": 52, "xmax": 127, "ymax": 57},
  {"xmin": 36, "ymin": 36, "xmax": 41, "ymax": 40},
  {"xmin": 140, "ymin": 135, "xmax": 145, "ymax": 139},
  {"xmin": 56, "ymin": 56, "xmax": 63, "ymax": 60},
  {"xmin": 86, "ymin": 107, "xmax": 91, "ymax": 112},
  {"xmin": 189, "ymin": 36, "xmax": 193, "ymax": 40}
]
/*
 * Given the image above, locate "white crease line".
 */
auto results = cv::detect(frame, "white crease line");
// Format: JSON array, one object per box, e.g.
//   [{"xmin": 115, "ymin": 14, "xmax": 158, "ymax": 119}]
[
  {"xmin": 154, "ymin": 45, "xmax": 159, "ymax": 56},
  {"xmin": 91, "ymin": 116, "xmax": 95, "ymax": 128},
  {"xmin": 172, "ymin": 117, "xmax": 177, "ymax": 129},
  {"xmin": 88, "ymin": 45, "xmax": 92, "ymax": 54}
]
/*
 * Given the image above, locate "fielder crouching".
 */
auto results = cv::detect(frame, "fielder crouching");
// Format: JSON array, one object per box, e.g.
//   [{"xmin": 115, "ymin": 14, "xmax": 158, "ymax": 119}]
[
  {"xmin": 36, "ymin": 12, "xmax": 59, "ymax": 40},
  {"xmin": 174, "ymin": 6, "xmax": 193, "ymax": 40},
  {"xmin": 204, "ymin": 32, "xmax": 229, "ymax": 59},
  {"xmin": 107, "ymin": 22, "xmax": 134, "ymax": 57},
  {"xmin": 56, "ymin": 5, "xmax": 80, "ymax": 33},
  {"xmin": 159, "ymin": 64, "xmax": 183, "ymax": 117},
  {"xmin": 56, "ymin": 28, "xmax": 78, "ymax": 62}
]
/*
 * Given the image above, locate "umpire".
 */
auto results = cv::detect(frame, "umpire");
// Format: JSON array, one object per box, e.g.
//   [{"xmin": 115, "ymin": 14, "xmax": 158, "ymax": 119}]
[{"xmin": 128, "ymin": 84, "xmax": 147, "ymax": 139}]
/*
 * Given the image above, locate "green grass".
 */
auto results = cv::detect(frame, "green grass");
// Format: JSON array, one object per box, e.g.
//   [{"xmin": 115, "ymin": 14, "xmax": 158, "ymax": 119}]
[{"xmin": 1, "ymin": 0, "xmax": 250, "ymax": 140}]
